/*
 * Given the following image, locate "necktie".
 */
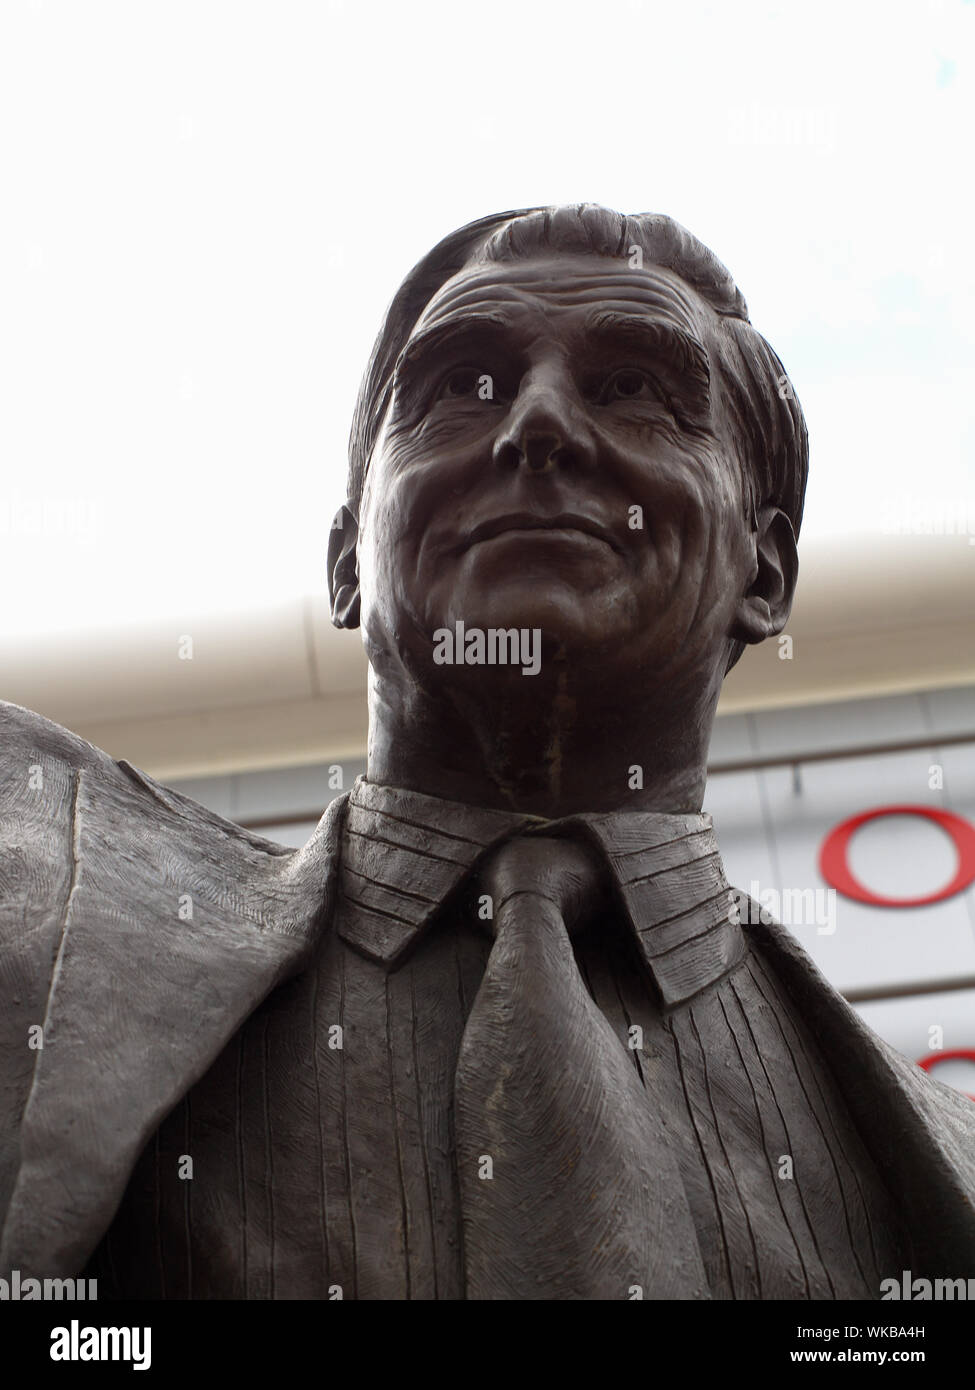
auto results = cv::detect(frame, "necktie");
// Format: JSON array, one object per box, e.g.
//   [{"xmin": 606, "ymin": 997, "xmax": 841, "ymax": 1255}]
[{"xmin": 454, "ymin": 833, "xmax": 709, "ymax": 1300}]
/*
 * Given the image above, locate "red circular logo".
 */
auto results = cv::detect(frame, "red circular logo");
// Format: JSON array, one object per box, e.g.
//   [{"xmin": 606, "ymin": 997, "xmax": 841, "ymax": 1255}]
[
  {"xmin": 917, "ymin": 1049, "xmax": 975, "ymax": 1102},
  {"xmin": 819, "ymin": 805, "xmax": 975, "ymax": 907}
]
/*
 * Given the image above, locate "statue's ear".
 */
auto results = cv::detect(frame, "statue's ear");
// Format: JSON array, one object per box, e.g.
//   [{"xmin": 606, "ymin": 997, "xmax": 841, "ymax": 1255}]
[
  {"xmin": 327, "ymin": 504, "xmax": 361, "ymax": 630},
  {"xmin": 729, "ymin": 504, "xmax": 798, "ymax": 646}
]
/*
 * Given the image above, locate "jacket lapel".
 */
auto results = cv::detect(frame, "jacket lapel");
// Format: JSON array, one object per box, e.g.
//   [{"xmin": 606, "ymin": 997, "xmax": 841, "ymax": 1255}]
[
  {"xmin": 745, "ymin": 903, "xmax": 975, "ymax": 1273},
  {"xmin": 0, "ymin": 760, "xmax": 348, "ymax": 1278}
]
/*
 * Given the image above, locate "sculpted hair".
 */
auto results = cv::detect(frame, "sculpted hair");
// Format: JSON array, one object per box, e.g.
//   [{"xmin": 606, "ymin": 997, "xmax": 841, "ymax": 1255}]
[{"xmin": 346, "ymin": 204, "xmax": 809, "ymax": 669}]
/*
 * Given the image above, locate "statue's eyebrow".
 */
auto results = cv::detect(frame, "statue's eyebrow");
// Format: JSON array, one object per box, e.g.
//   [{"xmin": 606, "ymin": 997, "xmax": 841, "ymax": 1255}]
[
  {"xmin": 393, "ymin": 311, "xmax": 513, "ymax": 380},
  {"xmin": 580, "ymin": 310, "xmax": 711, "ymax": 394}
]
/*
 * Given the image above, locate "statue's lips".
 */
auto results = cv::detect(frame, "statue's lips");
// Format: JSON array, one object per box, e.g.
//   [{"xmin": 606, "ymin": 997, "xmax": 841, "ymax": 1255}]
[{"xmin": 463, "ymin": 513, "xmax": 620, "ymax": 553}]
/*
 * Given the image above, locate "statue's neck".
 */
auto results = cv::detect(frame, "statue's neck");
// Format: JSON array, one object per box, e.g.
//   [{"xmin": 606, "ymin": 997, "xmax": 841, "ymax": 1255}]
[{"xmin": 363, "ymin": 669, "xmax": 717, "ymax": 818}]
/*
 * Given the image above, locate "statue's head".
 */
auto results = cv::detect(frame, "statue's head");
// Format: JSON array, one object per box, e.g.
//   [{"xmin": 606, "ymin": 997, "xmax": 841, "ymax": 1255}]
[{"xmin": 329, "ymin": 204, "xmax": 807, "ymax": 713}]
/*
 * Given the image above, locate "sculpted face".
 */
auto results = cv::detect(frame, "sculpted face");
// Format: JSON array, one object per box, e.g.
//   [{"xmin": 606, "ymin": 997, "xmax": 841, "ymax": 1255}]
[{"xmin": 352, "ymin": 253, "xmax": 763, "ymax": 695}]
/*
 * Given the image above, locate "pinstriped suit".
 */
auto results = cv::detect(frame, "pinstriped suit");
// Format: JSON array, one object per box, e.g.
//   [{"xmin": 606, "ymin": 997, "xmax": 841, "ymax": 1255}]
[{"xmin": 1, "ymin": 702, "xmax": 973, "ymax": 1298}]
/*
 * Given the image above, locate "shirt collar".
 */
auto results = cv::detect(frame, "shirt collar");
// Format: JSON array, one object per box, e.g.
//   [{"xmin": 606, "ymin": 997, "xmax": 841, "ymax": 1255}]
[{"xmin": 335, "ymin": 777, "xmax": 745, "ymax": 1008}]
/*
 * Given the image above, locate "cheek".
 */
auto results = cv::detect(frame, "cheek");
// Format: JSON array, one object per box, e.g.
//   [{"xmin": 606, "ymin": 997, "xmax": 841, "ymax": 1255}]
[
  {"xmin": 376, "ymin": 424, "xmax": 471, "ymax": 522},
  {"xmin": 404, "ymin": 404, "xmax": 497, "ymax": 449},
  {"xmin": 385, "ymin": 406, "xmax": 497, "ymax": 477},
  {"xmin": 356, "ymin": 476, "xmax": 429, "ymax": 627},
  {"xmin": 664, "ymin": 448, "xmax": 748, "ymax": 557},
  {"xmin": 642, "ymin": 453, "xmax": 750, "ymax": 618},
  {"xmin": 359, "ymin": 445, "xmax": 419, "ymax": 555},
  {"xmin": 613, "ymin": 428, "xmax": 728, "ymax": 517}
]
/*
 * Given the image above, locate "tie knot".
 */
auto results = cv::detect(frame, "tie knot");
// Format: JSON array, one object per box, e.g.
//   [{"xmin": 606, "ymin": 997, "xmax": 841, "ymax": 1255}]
[{"xmin": 477, "ymin": 833, "xmax": 606, "ymax": 937}]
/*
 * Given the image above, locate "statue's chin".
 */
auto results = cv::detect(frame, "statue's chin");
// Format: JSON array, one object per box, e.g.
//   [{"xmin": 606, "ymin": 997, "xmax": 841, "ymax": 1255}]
[{"xmin": 432, "ymin": 571, "xmax": 633, "ymax": 633}]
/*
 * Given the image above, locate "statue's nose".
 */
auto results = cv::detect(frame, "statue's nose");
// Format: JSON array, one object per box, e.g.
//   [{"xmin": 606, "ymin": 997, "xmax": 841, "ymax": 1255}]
[
  {"xmin": 521, "ymin": 431, "xmax": 567, "ymax": 472},
  {"xmin": 492, "ymin": 371, "xmax": 596, "ymax": 475}
]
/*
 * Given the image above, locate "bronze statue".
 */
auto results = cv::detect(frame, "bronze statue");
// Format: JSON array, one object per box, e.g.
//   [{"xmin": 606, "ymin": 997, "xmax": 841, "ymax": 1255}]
[{"xmin": 2, "ymin": 204, "xmax": 973, "ymax": 1299}]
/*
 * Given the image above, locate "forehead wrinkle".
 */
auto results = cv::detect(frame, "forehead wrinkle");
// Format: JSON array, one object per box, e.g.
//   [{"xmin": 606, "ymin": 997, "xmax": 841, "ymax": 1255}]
[
  {"xmin": 415, "ymin": 263, "xmax": 713, "ymax": 354},
  {"xmin": 413, "ymin": 277, "xmax": 546, "ymax": 332},
  {"xmin": 583, "ymin": 305, "xmax": 702, "ymax": 340},
  {"xmin": 581, "ymin": 308, "xmax": 711, "ymax": 382},
  {"xmin": 525, "ymin": 279, "xmax": 704, "ymax": 321},
  {"xmin": 438, "ymin": 256, "xmax": 703, "ymax": 305},
  {"xmin": 397, "ymin": 309, "xmax": 514, "ymax": 371}
]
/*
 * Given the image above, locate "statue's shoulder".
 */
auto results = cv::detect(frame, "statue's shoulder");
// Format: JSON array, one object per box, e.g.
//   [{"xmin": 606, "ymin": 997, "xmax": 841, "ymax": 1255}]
[
  {"xmin": 0, "ymin": 701, "xmax": 123, "ymax": 855},
  {"xmin": 0, "ymin": 699, "xmax": 291, "ymax": 858},
  {"xmin": 0, "ymin": 699, "xmax": 120, "ymax": 782}
]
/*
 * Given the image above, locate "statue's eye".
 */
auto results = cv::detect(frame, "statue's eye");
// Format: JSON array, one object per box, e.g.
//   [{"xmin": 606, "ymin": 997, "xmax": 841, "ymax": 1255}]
[
  {"xmin": 438, "ymin": 368, "xmax": 483, "ymax": 399},
  {"xmin": 600, "ymin": 368, "xmax": 659, "ymax": 403}
]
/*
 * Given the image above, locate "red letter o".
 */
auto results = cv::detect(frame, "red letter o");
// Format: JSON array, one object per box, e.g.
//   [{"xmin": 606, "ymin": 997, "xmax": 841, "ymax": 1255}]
[
  {"xmin": 916, "ymin": 1049, "xmax": 975, "ymax": 1102},
  {"xmin": 819, "ymin": 804, "xmax": 975, "ymax": 907}
]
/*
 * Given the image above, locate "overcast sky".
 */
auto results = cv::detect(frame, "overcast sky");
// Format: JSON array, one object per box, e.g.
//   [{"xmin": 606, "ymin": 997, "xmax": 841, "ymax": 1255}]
[{"xmin": 1, "ymin": 0, "xmax": 972, "ymax": 636}]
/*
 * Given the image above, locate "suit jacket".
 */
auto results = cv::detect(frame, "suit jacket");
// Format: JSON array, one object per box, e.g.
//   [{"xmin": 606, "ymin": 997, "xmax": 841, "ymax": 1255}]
[{"xmin": 1, "ymin": 698, "xmax": 974, "ymax": 1284}]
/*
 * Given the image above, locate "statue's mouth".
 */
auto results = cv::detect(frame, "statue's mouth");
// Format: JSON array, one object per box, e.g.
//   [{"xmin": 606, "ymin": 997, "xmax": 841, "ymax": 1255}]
[{"xmin": 463, "ymin": 512, "xmax": 620, "ymax": 553}]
